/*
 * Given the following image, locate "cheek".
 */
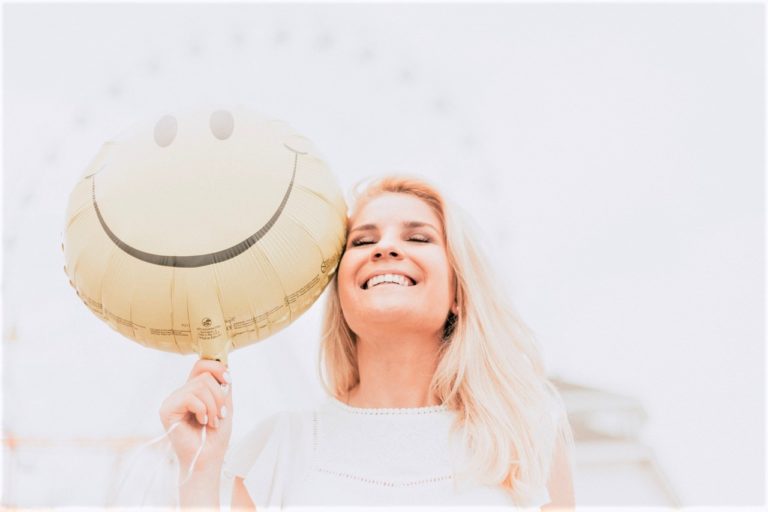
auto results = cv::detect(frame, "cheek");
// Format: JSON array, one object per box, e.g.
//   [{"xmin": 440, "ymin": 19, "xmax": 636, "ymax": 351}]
[
  {"xmin": 338, "ymin": 251, "xmax": 356, "ymax": 279},
  {"xmin": 337, "ymin": 254, "xmax": 358, "ymax": 301},
  {"xmin": 440, "ymin": 276, "xmax": 455, "ymax": 306},
  {"xmin": 436, "ymin": 262, "xmax": 456, "ymax": 308}
]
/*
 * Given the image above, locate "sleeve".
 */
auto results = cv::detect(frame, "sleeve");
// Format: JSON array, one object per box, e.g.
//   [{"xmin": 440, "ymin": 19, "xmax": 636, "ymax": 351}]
[
  {"xmin": 220, "ymin": 412, "xmax": 293, "ymax": 511},
  {"xmin": 528, "ymin": 486, "xmax": 551, "ymax": 509}
]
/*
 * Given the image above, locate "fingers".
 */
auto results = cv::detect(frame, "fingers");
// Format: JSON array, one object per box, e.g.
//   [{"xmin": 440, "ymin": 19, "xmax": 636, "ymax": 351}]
[
  {"xmin": 188, "ymin": 359, "xmax": 231, "ymax": 387},
  {"xmin": 161, "ymin": 362, "xmax": 233, "ymax": 431},
  {"xmin": 181, "ymin": 394, "xmax": 209, "ymax": 427},
  {"xmin": 186, "ymin": 360, "xmax": 232, "ymax": 428},
  {"xmin": 194, "ymin": 373, "xmax": 230, "ymax": 429}
]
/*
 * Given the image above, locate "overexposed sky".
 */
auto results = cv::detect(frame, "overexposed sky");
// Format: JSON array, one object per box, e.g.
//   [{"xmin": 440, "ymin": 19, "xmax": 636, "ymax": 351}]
[{"xmin": 2, "ymin": 3, "xmax": 764, "ymax": 506}]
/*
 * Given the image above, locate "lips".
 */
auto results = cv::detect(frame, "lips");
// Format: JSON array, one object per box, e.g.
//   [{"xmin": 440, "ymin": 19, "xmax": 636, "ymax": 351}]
[{"xmin": 361, "ymin": 272, "xmax": 417, "ymax": 289}]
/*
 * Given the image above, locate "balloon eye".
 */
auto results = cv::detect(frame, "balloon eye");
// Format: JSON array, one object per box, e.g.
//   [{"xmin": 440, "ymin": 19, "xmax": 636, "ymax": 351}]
[
  {"xmin": 210, "ymin": 110, "xmax": 234, "ymax": 140},
  {"xmin": 154, "ymin": 115, "xmax": 177, "ymax": 147}
]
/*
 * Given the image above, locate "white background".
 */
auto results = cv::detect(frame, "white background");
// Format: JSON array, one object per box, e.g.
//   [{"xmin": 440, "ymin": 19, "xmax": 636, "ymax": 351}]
[{"xmin": 2, "ymin": 2, "xmax": 764, "ymax": 507}]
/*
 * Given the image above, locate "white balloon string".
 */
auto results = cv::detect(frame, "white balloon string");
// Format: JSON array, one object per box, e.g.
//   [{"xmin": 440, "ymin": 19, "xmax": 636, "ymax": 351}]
[
  {"xmin": 112, "ymin": 418, "xmax": 209, "ymax": 505},
  {"xmin": 112, "ymin": 420, "xmax": 181, "ymax": 504},
  {"xmin": 141, "ymin": 435, "xmax": 175, "ymax": 506},
  {"xmin": 178, "ymin": 422, "xmax": 207, "ymax": 486}
]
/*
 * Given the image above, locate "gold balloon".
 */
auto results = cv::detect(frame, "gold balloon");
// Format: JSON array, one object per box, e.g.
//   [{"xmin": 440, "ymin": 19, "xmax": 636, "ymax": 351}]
[{"xmin": 63, "ymin": 109, "xmax": 347, "ymax": 362}]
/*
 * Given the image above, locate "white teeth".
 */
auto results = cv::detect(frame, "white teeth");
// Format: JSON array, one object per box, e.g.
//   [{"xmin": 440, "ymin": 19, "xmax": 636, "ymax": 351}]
[{"xmin": 365, "ymin": 273, "xmax": 414, "ymax": 289}]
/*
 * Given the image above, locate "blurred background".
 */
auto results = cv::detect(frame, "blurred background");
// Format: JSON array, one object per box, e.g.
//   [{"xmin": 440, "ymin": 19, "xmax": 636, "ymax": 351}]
[{"xmin": 2, "ymin": 2, "xmax": 764, "ymax": 508}]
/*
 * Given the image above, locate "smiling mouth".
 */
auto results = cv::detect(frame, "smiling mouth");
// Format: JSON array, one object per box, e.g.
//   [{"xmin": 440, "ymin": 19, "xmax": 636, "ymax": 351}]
[{"xmin": 362, "ymin": 273, "xmax": 417, "ymax": 290}]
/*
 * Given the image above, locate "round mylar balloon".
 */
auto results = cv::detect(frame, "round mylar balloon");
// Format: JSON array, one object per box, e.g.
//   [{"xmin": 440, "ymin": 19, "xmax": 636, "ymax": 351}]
[{"xmin": 63, "ymin": 109, "xmax": 347, "ymax": 362}]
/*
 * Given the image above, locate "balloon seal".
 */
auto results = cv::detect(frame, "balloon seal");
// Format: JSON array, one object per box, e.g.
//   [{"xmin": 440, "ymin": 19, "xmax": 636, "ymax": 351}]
[{"xmin": 199, "ymin": 337, "xmax": 233, "ymax": 365}]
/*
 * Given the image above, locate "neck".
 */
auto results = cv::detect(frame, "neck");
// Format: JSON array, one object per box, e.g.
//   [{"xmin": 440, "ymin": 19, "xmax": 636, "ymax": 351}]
[{"xmin": 345, "ymin": 329, "xmax": 443, "ymax": 409}]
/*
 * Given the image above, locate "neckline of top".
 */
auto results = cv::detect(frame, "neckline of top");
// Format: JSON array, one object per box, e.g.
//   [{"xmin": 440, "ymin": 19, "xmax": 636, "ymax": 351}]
[{"xmin": 328, "ymin": 396, "xmax": 450, "ymax": 415}]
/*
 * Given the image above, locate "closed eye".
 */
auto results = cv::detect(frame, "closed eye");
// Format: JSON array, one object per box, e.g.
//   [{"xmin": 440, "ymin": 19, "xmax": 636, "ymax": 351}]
[
  {"xmin": 350, "ymin": 235, "xmax": 431, "ymax": 247},
  {"xmin": 350, "ymin": 238, "xmax": 375, "ymax": 247}
]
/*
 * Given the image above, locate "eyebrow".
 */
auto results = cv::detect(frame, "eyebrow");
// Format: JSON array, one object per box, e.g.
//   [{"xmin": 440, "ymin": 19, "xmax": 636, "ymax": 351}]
[{"xmin": 349, "ymin": 221, "xmax": 440, "ymax": 234}]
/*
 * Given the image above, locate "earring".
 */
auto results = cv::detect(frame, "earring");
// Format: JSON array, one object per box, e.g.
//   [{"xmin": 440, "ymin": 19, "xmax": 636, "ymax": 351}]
[{"xmin": 443, "ymin": 312, "xmax": 458, "ymax": 340}]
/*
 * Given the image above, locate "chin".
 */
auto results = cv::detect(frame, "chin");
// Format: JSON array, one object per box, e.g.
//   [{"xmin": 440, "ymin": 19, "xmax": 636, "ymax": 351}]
[
  {"xmin": 348, "ymin": 304, "xmax": 444, "ymax": 335},
  {"xmin": 361, "ymin": 301, "xmax": 415, "ymax": 322}
]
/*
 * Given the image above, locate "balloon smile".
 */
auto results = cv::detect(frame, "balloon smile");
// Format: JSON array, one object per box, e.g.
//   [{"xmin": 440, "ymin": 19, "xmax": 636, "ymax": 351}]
[{"xmin": 90, "ymin": 144, "xmax": 303, "ymax": 268}]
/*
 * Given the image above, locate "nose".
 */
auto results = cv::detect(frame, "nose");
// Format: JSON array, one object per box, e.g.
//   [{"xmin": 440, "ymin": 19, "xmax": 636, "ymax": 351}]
[{"xmin": 371, "ymin": 243, "xmax": 403, "ymax": 261}]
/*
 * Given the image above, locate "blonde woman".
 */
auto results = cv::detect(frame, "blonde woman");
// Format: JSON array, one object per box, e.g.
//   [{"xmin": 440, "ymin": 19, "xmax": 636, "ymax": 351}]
[{"xmin": 160, "ymin": 176, "xmax": 575, "ymax": 510}]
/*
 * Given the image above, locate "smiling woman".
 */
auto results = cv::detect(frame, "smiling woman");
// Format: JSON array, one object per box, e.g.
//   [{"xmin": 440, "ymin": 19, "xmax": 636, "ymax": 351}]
[
  {"xmin": 160, "ymin": 176, "xmax": 575, "ymax": 510},
  {"xmin": 338, "ymin": 192, "xmax": 456, "ymax": 347}
]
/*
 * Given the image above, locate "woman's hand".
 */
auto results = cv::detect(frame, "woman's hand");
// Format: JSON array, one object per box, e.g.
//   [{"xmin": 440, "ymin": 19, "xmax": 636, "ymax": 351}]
[{"xmin": 159, "ymin": 359, "xmax": 233, "ymax": 473}]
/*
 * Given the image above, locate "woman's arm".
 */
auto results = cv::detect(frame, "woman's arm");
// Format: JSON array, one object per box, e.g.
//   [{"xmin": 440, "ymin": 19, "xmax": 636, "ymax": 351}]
[
  {"xmin": 178, "ymin": 467, "xmax": 223, "ymax": 508},
  {"xmin": 231, "ymin": 477, "xmax": 257, "ymax": 511},
  {"xmin": 159, "ymin": 359, "xmax": 232, "ymax": 508},
  {"xmin": 542, "ymin": 431, "xmax": 575, "ymax": 511}
]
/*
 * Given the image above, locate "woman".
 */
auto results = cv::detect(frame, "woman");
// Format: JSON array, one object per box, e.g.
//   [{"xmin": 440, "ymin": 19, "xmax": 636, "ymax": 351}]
[{"xmin": 160, "ymin": 176, "xmax": 575, "ymax": 510}]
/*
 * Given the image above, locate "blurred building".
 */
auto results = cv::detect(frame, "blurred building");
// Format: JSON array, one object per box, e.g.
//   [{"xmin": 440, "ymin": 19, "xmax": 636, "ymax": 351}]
[{"xmin": 553, "ymin": 378, "xmax": 680, "ymax": 506}]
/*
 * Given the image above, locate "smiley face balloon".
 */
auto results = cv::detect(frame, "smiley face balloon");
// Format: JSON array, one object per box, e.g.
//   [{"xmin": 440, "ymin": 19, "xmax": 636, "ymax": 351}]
[{"xmin": 63, "ymin": 109, "xmax": 347, "ymax": 362}]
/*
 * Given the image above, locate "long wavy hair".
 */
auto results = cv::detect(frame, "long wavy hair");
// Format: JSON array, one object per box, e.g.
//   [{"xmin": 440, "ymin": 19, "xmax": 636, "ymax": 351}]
[{"xmin": 319, "ymin": 176, "xmax": 572, "ymax": 505}]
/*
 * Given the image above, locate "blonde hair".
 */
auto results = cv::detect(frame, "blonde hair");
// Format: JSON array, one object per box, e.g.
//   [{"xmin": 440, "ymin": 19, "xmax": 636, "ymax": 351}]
[{"xmin": 319, "ymin": 175, "xmax": 572, "ymax": 505}]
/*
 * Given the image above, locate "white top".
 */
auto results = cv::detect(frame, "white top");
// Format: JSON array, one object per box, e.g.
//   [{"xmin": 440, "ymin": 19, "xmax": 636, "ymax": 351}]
[{"xmin": 221, "ymin": 397, "xmax": 550, "ymax": 510}]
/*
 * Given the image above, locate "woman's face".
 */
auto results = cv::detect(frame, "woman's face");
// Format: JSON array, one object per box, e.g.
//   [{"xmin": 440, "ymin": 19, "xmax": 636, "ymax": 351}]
[{"xmin": 338, "ymin": 192, "xmax": 455, "ymax": 338}]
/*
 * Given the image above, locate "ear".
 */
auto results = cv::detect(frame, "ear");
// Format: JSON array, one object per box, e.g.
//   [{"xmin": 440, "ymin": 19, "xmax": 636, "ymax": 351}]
[{"xmin": 451, "ymin": 302, "xmax": 459, "ymax": 316}]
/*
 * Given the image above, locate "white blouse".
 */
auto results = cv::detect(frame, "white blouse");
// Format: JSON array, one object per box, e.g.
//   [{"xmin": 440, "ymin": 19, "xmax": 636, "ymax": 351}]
[{"xmin": 220, "ymin": 397, "xmax": 550, "ymax": 510}]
